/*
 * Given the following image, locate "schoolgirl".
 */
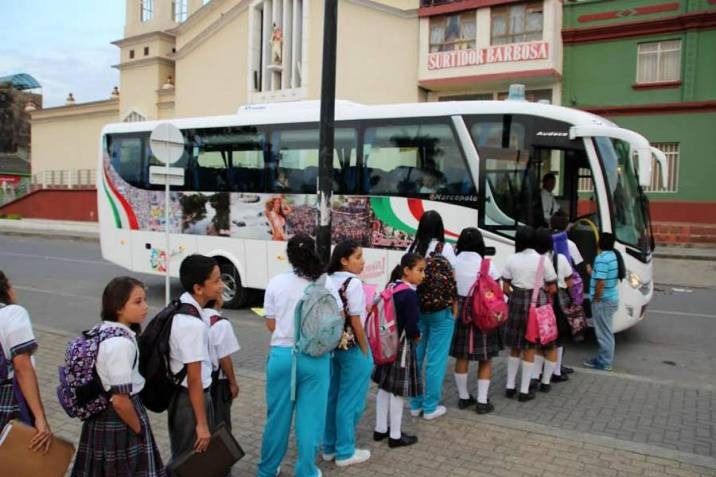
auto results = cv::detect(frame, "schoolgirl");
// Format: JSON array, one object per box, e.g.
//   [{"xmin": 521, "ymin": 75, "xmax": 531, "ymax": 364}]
[
  {"xmin": 372, "ymin": 253, "xmax": 425, "ymax": 448},
  {"xmin": 449, "ymin": 228, "xmax": 503, "ymax": 414},
  {"xmin": 407, "ymin": 210, "xmax": 457, "ymax": 420},
  {"xmin": 71, "ymin": 277, "xmax": 165, "ymax": 477},
  {"xmin": 501, "ymin": 226, "xmax": 558, "ymax": 402},
  {"xmin": 257, "ymin": 234, "xmax": 342, "ymax": 477},
  {"xmin": 322, "ymin": 240, "xmax": 373, "ymax": 467},
  {"xmin": 203, "ymin": 295, "xmax": 240, "ymax": 434},
  {"xmin": 0, "ymin": 270, "xmax": 53, "ymax": 452}
]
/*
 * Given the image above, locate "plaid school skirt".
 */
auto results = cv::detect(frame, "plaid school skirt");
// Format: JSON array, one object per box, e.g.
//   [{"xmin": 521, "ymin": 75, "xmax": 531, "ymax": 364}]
[
  {"xmin": 0, "ymin": 381, "xmax": 19, "ymax": 431},
  {"xmin": 372, "ymin": 336, "xmax": 422, "ymax": 398},
  {"xmin": 502, "ymin": 287, "xmax": 548, "ymax": 351},
  {"xmin": 449, "ymin": 298, "xmax": 503, "ymax": 361},
  {"xmin": 71, "ymin": 394, "xmax": 166, "ymax": 477}
]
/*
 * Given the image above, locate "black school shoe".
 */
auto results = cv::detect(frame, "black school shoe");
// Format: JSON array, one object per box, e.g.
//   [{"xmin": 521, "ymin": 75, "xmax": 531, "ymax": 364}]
[
  {"xmin": 458, "ymin": 395, "xmax": 477, "ymax": 409},
  {"xmin": 505, "ymin": 388, "xmax": 517, "ymax": 398},
  {"xmin": 518, "ymin": 391, "xmax": 536, "ymax": 402},
  {"xmin": 389, "ymin": 433, "xmax": 418, "ymax": 448},
  {"xmin": 475, "ymin": 401, "xmax": 495, "ymax": 415},
  {"xmin": 551, "ymin": 373, "xmax": 569, "ymax": 383},
  {"xmin": 539, "ymin": 383, "xmax": 551, "ymax": 393},
  {"xmin": 373, "ymin": 430, "xmax": 389, "ymax": 442},
  {"xmin": 562, "ymin": 366, "xmax": 574, "ymax": 374},
  {"xmin": 529, "ymin": 378, "xmax": 540, "ymax": 392}
]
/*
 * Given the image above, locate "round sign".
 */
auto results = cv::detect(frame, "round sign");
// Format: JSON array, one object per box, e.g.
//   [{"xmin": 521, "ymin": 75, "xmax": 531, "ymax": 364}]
[{"xmin": 150, "ymin": 123, "xmax": 185, "ymax": 165}]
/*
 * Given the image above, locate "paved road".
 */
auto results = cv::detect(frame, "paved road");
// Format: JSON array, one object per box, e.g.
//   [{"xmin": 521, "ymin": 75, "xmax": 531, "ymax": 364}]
[{"xmin": 1, "ymin": 234, "xmax": 715, "ymax": 464}]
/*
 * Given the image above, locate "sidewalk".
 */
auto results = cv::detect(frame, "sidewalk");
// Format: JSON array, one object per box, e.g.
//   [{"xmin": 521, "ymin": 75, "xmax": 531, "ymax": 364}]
[
  {"xmin": 33, "ymin": 325, "xmax": 715, "ymax": 477},
  {"xmin": 0, "ymin": 218, "xmax": 98, "ymax": 239}
]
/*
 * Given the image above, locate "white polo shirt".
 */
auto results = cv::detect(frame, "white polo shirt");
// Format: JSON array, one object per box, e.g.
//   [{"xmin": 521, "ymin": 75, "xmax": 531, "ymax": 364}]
[
  {"xmin": 567, "ymin": 239, "xmax": 584, "ymax": 266},
  {"xmin": 0, "ymin": 304, "xmax": 37, "ymax": 379},
  {"xmin": 169, "ymin": 292, "xmax": 212, "ymax": 389},
  {"xmin": 329, "ymin": 271, "xmax": 367, "ymax": 325},
  {"xmin": 454, "ymin": 252, "xmax": 501, "ymax": 297},
  {"xmin": 550, "ymin": 252, "xmax": 574, "ymax": 289},
  {"xmin": 264, "ymin": 272, "xmax": 341, "ymax": 348},
  {"xmin": 202, "ymin": 308, "xmax": 240, "ymax": 378},
  {"xmin": 96, "ymin": 321, "xmax": 144, "ymax": 395},
  {"xmin": 501, "ymin": 249, "xmax": 558, "ymax": 289}
]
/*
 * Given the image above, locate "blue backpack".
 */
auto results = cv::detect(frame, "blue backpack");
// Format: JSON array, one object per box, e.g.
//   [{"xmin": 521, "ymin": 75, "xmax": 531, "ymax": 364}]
[
  {"xmin": 552, "ymin": 231, "xmax": 584, "ymax": 305},
  {"xmin": 290, "ymin": 274, "xmax": 343, "ymax": 400}
]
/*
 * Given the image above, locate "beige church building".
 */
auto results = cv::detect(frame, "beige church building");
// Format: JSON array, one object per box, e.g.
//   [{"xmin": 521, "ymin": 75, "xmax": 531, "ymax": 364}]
[{"xmin": 30, "ymin": 0, "xmax": 564, "ymax": 180}]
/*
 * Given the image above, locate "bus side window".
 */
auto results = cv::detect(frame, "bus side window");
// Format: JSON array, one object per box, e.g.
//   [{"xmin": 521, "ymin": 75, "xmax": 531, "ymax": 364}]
[{"xmin": 109, "ymin": 135, "xmax": 143, "ymax": 188}]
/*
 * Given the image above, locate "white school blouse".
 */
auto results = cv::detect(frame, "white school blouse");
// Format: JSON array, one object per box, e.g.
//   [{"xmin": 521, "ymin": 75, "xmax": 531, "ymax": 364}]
[
  {"xmin": 550, "ymin": 252, "xmax": 574, "ymax": 289},
  {"xmin": 329, "ymin": 271, "xmax": 367, "ymax": 325},
  {"xmin": 454, "ymin": 252, "xmax": 501, "ymax": 297},
  {"xmin": 0, "ymin": 304, "xmax": 37, "ymax": 379},
  {"xmin": 202, "ymin": 308, "xmax": 240, "ymax": 378},
  {"xmin": 95, "ymin": 322, "xmax": 144, "ymax": 395},
  {"xmin": 501, "ymin": 249, "xmax": 558, "ymax": 289},
  {"xmin": 406, "ymin": 239, "xmax": 457, "ymax": 267},
  {"xmin": 567, "ymin": 239, "xmax": 584, "ymax": 266},
  {"xmin": 263, "ymin": 272, "xmax": 341, "ymax": 348},
  {"xmin": 169, "ymin": 292, "xmax": 213, "ymax": 389}
]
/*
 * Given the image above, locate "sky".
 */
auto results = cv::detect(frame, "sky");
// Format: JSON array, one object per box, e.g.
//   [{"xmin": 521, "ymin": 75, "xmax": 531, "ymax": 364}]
[{"xmin": 1, "ymin": 1, "xmax": 125, "ymax": 107}]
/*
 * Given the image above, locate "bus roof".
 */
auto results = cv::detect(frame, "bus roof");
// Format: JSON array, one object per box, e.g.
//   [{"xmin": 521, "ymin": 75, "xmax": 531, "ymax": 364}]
[{"xmin": 102, "ymin": 100, "xmax": 616, "ymax": 135}]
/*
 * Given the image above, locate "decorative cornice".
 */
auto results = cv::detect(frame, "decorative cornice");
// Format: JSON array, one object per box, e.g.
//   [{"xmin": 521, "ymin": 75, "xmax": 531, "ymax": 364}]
[
  {"xmin": 577, "ymin": 2, "xmax": 679, "ymax": 24},
  {"xmin": 112, "ymin": 56, "xmax": 175, "ymax": 71},
  {"xmin": 582, "ymin": 100, "xmax": 716, "ymax": 116},
  {"xmin": 419, "ymin": 68, "xmax": 561, "ymax": 88},
  {"xmin": 112, "ymin": 30, "xmax": 175, "ymax": 48},
  {"xmin": 563, "ymin": 11, "xmax": 716, "ymax": 44},
  {"xmin": 173, "ymin": 0, "xmax": 249, "ymax": 59},
  {"xmin": 168, "ymin": 0, "xmax": 238, "ymax": 35},
  {"xmin": 632, "ymin": 80, "xmax": 681, "ymax": 90},
  {"xmin": 419, "ymin": 0, "xmax": 521, "ymax": 17},
  {"xmin": 31, "ymin": 99, "xmax": 119, "ymax": 121}
]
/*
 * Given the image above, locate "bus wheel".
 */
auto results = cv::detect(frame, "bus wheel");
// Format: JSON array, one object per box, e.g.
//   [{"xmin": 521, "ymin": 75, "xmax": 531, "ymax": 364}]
[{"xmin": 218, "ymin": 260, "xmax": 247, "ymax": 309}]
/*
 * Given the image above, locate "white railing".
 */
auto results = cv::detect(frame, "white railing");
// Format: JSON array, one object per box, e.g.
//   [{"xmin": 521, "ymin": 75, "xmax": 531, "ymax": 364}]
[{"xmin": 30, "ymin": 169, "xmax": 96, "ymax": 189}]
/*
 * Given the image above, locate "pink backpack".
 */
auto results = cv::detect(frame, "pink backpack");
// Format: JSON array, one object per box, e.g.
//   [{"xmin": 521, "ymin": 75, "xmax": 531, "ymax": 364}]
[
  {"xmin": 366, "ymin": 282, "xmax": 409, "ymax": 365},
  {"xmin": 462, "ymin": 259, "xmax": 509, "ymax": 333},
  {"xmin": 525, "ymin": 256, "xmax": 559, "ymax": 345}
]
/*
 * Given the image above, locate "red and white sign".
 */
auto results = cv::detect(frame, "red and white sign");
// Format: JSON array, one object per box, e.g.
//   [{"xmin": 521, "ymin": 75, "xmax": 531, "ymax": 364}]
[
  {"xmin": 428, "ymin": 41, "xmax": 549, "ymax": 70},
  {"xmin": 0, "ymin": 175, "xmax": 22, "ymax": 186}
]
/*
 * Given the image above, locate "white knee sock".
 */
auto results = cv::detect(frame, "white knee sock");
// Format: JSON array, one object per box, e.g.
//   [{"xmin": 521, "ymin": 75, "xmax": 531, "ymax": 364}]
[
  {"xmin": 375, "ymin": 389, "xmax": 390, "ymax": 433},
  {"xmin": 389, "ymin": 394, "xmax": 403, "ymax": 439},
  {"xmin": 520, "ymin": 361, "xmax": 534, "ymax": 394},
  {"xmin": 506, "ymin": 356, "xmax": 520, "ymax": 390},
  {"xmin": 554, "ymin": 347, "xmax": 564, "ymax": 376},
  {"xmin": 454, "ymin": 373, "xmax": 469, "ymax": 399},
  {"xmin": 542, "ymin": 360, "xmax": 556, "ymax": 385},
  {"xmin": 532, "ymin": 355, "xmax": 544, "ymax": 379},
  {"xmin": 477, "ymin": 379, "xmax": 490, "ymax": 404}
]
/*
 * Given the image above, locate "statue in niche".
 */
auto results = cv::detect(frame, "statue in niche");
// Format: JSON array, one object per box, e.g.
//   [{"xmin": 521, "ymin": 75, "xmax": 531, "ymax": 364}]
[{"xmin": 271, "ymin": 23, "xmax": 283, "ymax": 64}]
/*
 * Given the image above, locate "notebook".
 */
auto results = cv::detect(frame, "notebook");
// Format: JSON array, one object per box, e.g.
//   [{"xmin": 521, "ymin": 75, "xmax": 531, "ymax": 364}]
[
  {"xmin": 0, "ymin": 419, "xmax": 75, "ymax": 477},
  {"xmin": 169, "ymin": 423, "xmax": 245, "ymax": 477}
]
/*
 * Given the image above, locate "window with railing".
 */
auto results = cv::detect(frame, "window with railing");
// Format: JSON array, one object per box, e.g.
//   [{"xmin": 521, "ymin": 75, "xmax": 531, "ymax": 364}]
[
  {"xmin": 429, "ymin": 12, "xmax": 476, "ymax": 52},
  {"xmin": 644, "ymin": 143, "xmax": 679, "ymax": 192},
  {"xmin": 490, "ymin": 1, "xmax": 543, "ymax": 45},
  {"xmin": 636, "ymin": 40, "xmax": 681, "ymax": 84}
]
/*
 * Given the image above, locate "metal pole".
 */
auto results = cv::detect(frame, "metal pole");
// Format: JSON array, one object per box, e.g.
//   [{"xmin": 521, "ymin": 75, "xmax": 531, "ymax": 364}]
[
  {"xmin": 164, "ymin": 158, "xmax": 171, "ymax": 305},
  {"xmin": 317, "ymin": 0, "xmax": 338, "ymax": 264}
]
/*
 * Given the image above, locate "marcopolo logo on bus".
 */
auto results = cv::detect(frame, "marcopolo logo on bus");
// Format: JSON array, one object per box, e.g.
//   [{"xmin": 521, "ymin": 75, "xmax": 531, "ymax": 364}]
[{"xmin": 428, "ymin": 41, "xmax": 549, "ymax": 70}]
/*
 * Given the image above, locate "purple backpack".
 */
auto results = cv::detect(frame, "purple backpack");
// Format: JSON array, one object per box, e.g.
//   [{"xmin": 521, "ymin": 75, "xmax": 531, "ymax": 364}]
[
  {"xmin": 57, "ymin": 324, "xmax": 135, "ymax": 420},
  {"xmin": 552, "ymin": 232, "xmax": 584, "ymax": 305}
]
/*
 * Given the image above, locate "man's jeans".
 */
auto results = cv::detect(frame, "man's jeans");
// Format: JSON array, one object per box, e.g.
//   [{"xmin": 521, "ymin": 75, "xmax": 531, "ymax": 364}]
[{"xmin": 592, "ymin": 299, "xmax": 618, "ymax": 367}]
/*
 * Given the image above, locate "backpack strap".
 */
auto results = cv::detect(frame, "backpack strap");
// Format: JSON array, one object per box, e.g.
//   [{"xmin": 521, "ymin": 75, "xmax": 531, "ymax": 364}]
[
  {"xmin": 209, "ymin": 315, "xmax": 225, "ymax": 327},
  {"xmin": 338, "ymin": 277, "xmax": 352, "ymax": 314},
  {"xmin": 531, "ymin": 256, "xmax": 545, "ymax": 306},
  {"xmin": 176, "ymin": 302, "xmax": 202, "ymax": 319},
  {"xmin": 434, "ymin": 241, "xmax": 445, "ymax": 256}
]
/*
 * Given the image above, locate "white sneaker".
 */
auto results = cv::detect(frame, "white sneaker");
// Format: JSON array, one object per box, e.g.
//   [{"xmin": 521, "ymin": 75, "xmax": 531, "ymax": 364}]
[
  {"xmin": 276, "ymin": 467, "xmax": 281, "ymax": 476},
  {"xmin": 423, "ymin": 405, "xmax": 447, "ymax": 420},
  {"xmin": 321, "ymin": 452, "xmax": 335, "ymax": 462},
  {"xmin": 315, "ymin": 470, "xmax": 322, "ymax": 477},
  {"xmin": 410, "ymin": 408, "xmax": 422, "ymax": 417},
  {"xmin": 335, "ymin": 449, "xmax": 371, "ymax": 467}
]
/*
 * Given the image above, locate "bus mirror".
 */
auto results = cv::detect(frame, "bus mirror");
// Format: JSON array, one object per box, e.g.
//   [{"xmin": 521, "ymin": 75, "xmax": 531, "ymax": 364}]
[
  {"xmin": 651, "ymin": 146, "xmax": 668, "ymax": 188},
  {"xmin": 484, "ymin": 246, "xmax": 496, "ymax": 257}
]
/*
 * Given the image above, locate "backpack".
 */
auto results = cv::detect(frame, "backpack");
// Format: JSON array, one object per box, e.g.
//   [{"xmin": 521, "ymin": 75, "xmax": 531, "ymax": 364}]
[
  {"xmin": 138, "ymin": 300, "xmax": 202, "ymax": 413},
  {"xmin": 462, "ymin": 259, "xmax": 508, "ymax": 333},
  {"xmin": 57, "ymin": 324, "xmax": 135, "ymax": 420},
  {"xmin": 552, "ymin": 231, "xmax": 584, "ymax": 305},
  {"xmin": 290, "ymin": 274, "xmax": 344, "ymax": 400},
  {"xmin": 417, "ymin": 242, "xmax": 456, "ymax": 312},
  {"xmin": 337, "ymin": 277, "xmax": 357, "ymax": 350},
  {"xmin": 366, "ymin": 282, "xmax": 409, "ymax": 365},
  {"xmin": 0, "ymin": 303, "xmax": 9, "ymax": 382}
]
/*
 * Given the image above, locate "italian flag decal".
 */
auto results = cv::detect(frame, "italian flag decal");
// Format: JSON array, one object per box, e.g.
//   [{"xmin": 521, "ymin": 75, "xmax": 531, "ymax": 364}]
[{"xmin": 370, "ymin": 197, "xmax": 460, "ymax": 240}]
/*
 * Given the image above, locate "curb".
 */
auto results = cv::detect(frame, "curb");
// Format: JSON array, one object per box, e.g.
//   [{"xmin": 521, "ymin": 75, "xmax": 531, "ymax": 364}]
[{"xmin": 0, "ymin": 220, "xmax": 99, "ymax": 241}]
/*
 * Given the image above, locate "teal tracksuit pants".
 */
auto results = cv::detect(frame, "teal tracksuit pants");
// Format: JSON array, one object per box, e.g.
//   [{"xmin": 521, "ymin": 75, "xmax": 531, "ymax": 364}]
[
  {"xmin": 323, "ymin": 345, "xmax": 373, "ymax": 460},
  {"xmin": 257, "ymin": 346, "xmax": 330, "ymax": 477},
  {"xmin": 410, "ymin": 308, "xmax": 455, "ymax": 414}
]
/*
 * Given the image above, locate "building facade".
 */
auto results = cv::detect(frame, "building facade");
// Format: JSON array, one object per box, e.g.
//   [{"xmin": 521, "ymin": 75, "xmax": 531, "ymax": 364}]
[{"xmin": 562, "ymin": 0, "xmax": 716, "ymax": 233}]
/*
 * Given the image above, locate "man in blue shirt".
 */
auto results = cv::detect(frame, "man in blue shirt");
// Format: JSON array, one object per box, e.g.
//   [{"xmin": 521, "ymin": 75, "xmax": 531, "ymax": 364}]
[{"xmin": 585, "ymin": 233, "xmax": 622, "ymax": 371}]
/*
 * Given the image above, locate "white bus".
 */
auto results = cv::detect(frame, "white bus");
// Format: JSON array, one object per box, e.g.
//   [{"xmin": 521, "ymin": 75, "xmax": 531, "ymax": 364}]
[{"xmin": 98, "ymin": 99, "xmax": 666, "ymax": 332}]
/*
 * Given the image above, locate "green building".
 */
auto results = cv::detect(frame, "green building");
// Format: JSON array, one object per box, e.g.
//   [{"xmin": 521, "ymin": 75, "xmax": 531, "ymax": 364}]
[{"xmin": 562, "ymin": 0, "xmax": 716, "ymax": 243}]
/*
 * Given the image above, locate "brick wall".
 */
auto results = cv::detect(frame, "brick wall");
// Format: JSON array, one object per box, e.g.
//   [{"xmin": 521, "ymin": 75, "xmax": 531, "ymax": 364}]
[{"xmin": 0, "ymin": 188, "xmax": 97, "ymax": 221}]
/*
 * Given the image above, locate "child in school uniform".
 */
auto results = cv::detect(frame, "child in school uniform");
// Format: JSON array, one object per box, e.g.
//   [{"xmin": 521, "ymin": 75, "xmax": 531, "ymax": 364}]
[
  {"xmin": 501, "ymin": 226, "xmax": 558, "ymax": 402},
  {"xmin": 168, "ymin": 255, "xmax": 224, "ymax": 462},
  {"xmin": 257, "ymin": 234, "xmax": 342, "ymax": 477},
  {"xmin": 0, "ymin": 270, "xmax": 53, "ymax": 452},
  {"xmin": 322, "ymin": 240, "xmax": 373, "ymax": 467},
  {"xmin": 449, "ymin": 228, "xmax": 503, "ymax": 414},
  {"xmin": 372, "ymin": 253, "xmax": 425, "ymax": 448},
  {"xmin": 72, "ymin": 277, "xmax": 165, "ymax": 477},
  {"xmin": 203, "ymin": 295, "xmax": 240, "ymax": 434}
]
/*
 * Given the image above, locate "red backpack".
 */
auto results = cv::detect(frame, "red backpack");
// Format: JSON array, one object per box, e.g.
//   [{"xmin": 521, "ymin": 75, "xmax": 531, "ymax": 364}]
[{"xmin": 462, "ymin": 258, "xmax": 508, "ymax": 333}]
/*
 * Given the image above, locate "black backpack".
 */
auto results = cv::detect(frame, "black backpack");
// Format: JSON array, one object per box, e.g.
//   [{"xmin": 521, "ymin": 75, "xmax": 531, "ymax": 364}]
[
  {"xmin": 138, "ymin": 300, "xmax": 202, "ymax": 413},
  {"xmin": 416, "ymin": 242, "xmax": 457, "ymax": 312}
]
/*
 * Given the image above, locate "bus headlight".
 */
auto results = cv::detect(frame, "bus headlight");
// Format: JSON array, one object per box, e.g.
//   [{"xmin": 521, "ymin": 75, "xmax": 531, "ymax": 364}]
[{"xmin": 627, "ymin": 270, "xmax": 642, "ymax": 289}]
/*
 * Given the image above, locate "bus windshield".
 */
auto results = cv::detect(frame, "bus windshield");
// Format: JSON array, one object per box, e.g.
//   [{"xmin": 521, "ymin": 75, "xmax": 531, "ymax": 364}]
[{"xmin": 594, "ymin": 137, "xmax": 653, "ymax": 255}]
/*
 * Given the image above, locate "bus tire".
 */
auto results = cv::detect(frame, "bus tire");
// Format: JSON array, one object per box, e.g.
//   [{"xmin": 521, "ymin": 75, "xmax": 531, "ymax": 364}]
[{"xmin": 217, "ymin": 259, "xmax": 247, "ymax": 309}]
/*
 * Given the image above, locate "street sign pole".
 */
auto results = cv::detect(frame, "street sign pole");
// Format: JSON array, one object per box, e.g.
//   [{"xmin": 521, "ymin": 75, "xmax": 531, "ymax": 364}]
[{"xmin": 317, "ymin": 0, "xmax": 338, "ymax": 263}]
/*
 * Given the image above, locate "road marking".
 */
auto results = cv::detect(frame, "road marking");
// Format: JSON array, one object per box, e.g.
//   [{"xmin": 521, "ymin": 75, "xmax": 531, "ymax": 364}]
[
  {"xmin": 0, "ymin": 251, "xmax": 112, "ymax": 267},
  {"xmin": 650, "ymin": 309, "xmax": 716, "ymax": 319}
]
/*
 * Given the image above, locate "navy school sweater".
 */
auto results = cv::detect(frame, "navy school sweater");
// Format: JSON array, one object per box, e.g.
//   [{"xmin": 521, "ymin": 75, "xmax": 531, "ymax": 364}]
[{"xmin": 391, "ymin": 284, "xmax": 421, "ymax": 340}]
